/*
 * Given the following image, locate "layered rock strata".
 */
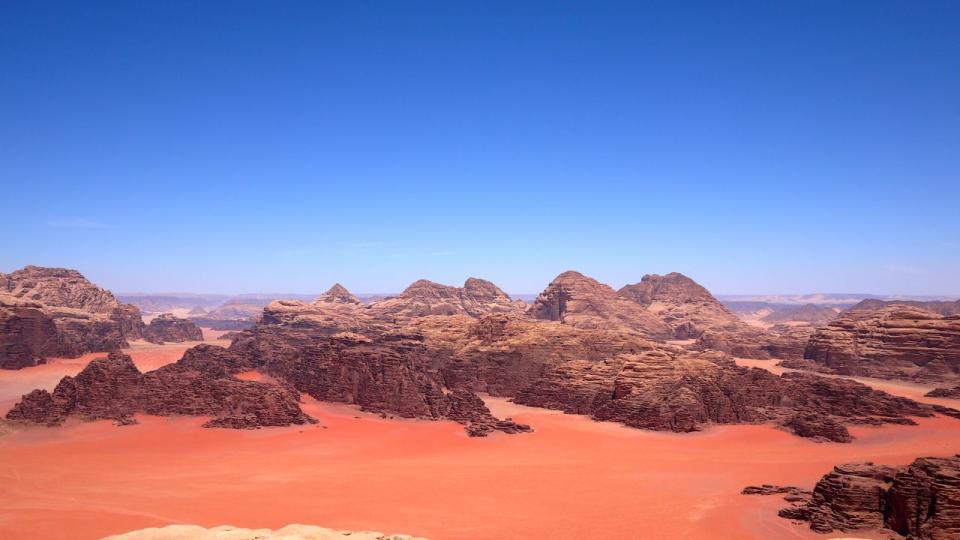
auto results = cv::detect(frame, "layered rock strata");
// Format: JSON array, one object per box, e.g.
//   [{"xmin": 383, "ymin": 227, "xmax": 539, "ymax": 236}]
[{"xmin": 804, "ymin": 305, "xmax": 960, "ymax": 383}]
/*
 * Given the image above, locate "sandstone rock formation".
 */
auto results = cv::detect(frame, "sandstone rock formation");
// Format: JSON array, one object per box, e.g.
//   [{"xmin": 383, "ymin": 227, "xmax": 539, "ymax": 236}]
[
  {"xmin": 103, "ymin": 524, "xmax": 427, "ymax": 540},
  {"xmin": 142, "ymin": 313, "xmax": 203, "ymax": 343},
  {"xmin": 804, "ymin": 304, "xmax": 960, "ymax": 383},
  {"xmin": 528, "ymin": 271, "xmax": 672, "ymax": 339},
  {"xmin": 854, "ymin": 298, "xmax": 960, "ymax": 317},
  {"xmin": 760, "ymin": 303, "xmax": 839, "ymax": 325},
  {"xmin": 0, "ymin": 297, "xmax": 58, "ymax": 369},
  {"xmin": 315, "ymin": 283, "xmax": 360, "ymax": 304},
  {"xmin": 927, "ymin": 386, "xmax": 960, "ymax": 398},
  {"xmin": 0, "ymin": 266, "xmax": 145, "ymax": 369},
  {"xmin": 694, "ymin": 323, "xmax": 813, "ymax": 360},
  {"xmin": 618, "ymin": 272, "xmax": 743, "ymax": 339},
  {"xmin": 770, "ymin": 456, "xmax": 960, "ymax": 539},
  {"xmin": 6, "ymin": 348, "xmax": 315, "ymax": 428},
  {"xmin": 368, "ymin": 278, "xmax": 524, "ymax": 320}
]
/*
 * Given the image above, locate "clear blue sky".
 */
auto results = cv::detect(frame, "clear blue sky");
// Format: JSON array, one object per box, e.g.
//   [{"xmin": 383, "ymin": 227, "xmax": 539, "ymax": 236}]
[{"xmin": 2, "ymin": 1, "xmax": 958, "ymax": 295}]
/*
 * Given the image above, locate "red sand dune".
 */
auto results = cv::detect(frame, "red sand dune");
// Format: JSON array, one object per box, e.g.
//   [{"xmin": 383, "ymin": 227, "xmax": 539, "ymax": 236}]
[{"xmin": 0, "ymin": 345, "xmax": 958, "ymax": 539}]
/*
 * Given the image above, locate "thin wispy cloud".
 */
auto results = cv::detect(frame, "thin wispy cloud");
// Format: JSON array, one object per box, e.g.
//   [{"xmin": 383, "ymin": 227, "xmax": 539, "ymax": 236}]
[{"xmin": 45, "ymin": 218, "xmax": 108, "ymax": 229}]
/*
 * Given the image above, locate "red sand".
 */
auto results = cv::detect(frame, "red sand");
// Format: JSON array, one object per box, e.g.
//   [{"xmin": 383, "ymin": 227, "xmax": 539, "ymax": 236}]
[{"xmin": 1, "ymin": 347, "xmax": 958, "ymax": 539}]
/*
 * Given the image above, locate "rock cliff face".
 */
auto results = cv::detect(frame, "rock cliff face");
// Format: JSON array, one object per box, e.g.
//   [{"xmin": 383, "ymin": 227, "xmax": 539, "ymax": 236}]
[
  {"xmin": 0, "ymin": 298, "xmax": 58, "ymax": 369},
  {"xmin": 618, "ymin": 272, "xmax": 743, "ymax": 339},
  {"xmin": 854, "ymin": 298, "xmax": 960, "ymax": 317},
  {"xmin": 6, "ymin": 348, "xmax": 314, "ymax": 428},
  {"xmin": 804, "ymin": 305, "xmax": 960, "ymax": 383},
  {"xmin": 369, "ymin": 278, "xmax": 524, "ymax": 320},
  {"xmin": 143, "ymin": 313, "xmax": 203, "ymax": 343},
  {"xmin": 772, "ymin": 456, "xmax": 960, "ymax": 539},
  {"xmin": 0, "ymin": 266, "xmax": 145, "ymax": 369},
  {"xmin": 528, "ymin": 271, "xmax": 673, "ymax": 340}
]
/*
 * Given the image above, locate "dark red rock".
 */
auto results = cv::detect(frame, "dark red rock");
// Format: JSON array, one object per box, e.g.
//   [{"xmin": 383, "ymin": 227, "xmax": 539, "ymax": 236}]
[
  {"xmin": 768, "ymin": 456, "xmax": 960, "ymax": 539},
  {"xmin": 143, "ymin": 313, "xmax": 204, "ymax": 343},
  {"xmin": 5, "ymin": 348, "xmax": 314, "ymax": 428}
]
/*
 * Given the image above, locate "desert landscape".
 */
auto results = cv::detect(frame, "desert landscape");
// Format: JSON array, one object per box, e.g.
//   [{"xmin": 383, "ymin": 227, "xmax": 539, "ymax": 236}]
[
  {"xmin": 2, "ymin": 265, "xmax": 959, "ymax": 539},
  {"xmin": 4, "ymin": 3, "xmax": 958, "ymax": 539}
]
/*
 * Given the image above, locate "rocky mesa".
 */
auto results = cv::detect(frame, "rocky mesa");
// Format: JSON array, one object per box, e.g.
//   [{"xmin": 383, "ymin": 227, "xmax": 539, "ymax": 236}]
[{"xmin": 0, "ymin": 266, "xmax": 144, "ymax": 369}]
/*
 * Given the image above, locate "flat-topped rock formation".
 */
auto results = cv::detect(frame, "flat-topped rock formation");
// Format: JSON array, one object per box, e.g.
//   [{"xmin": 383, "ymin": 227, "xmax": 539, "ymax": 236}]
[
  {"xmin": 853, "ymin": 298, "xmax": 960, "ymax": 316},
  {"xmin": 618, "ymin": 272, "xmax": 744, "ymax": 339},
  {"xmin": 315, "ymin": 283, "xmax": 360, "ymax": 304},
  {"xmin": 766, "ymin": 455, "xmax": 960, "ymax": 539},
  {"xmin": 369, "ymin": 278, "xmax": 524, "ymax": 320},
  {"xmin": 761, "ymin": 303, "xmax": 839, "ymax": 325},
  {"xmin": 0, "ymin": 266, "xmax": 145, "ymax": 369},
  {"xmin": 142, "ymin": 313, "xmax": 203, "ymax": 343},
  {"xmin": 804, "ymin": 304, "xmax": 960, "ymax": 383},
  {"xmin": 528, "ymin": 271, "xmax": 673, "ymax": 340},
  {"xmin": 6, "ymin": 348, "xmax": 315, "ymax": 428}
]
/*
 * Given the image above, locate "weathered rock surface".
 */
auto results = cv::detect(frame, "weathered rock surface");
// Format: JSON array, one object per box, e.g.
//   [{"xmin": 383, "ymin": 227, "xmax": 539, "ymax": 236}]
[
  {"xmin": 103, "ymin": 524, "xmax": 427, "ymax": 540},
  {"xmin": 0, "ymin": 298, "xmax": 58, "ymax": 369},
  {"xmin": 5, "ymin": 348, "xmax": 314, "ymax": 428},
  {"xmin": 528, "ymin": 271, "xmax": 673, "ymax": 339},
  {"xmin": 761, "ymin": 303, "xmax": 839, "ymax": 325},
  {"xmin": 854, "ymin": 298, "xmax": 960, "ymax": 317},
  {"xmin": 369, "ymin": 278, "xmax": 524, "ymax": 320},
  {"xmin": 315, "ymin": 283, "xmax": 361, "ymax": 304},
  {"xmin": 693, "ymin": 323, "xmax": 814, "ymax": 360},
  {"xmin": 804, "ymin": 304, "xmax": 960, "ymax": 383},
  {"xmin": 0, "ymin": 266, "xmax": 145, "ymax": 369},
  {"xmin": 770, "ymin": 455, "xmax": 960, "ymax": 539},
  {"xmin": 143, "ymin": 313, "xmax": 203, "ymax": 343},
  {"xmin": 227, "ymin": 313, "xmax": 527, "ymax": 436},
  {"xmin": 927, "ymin": 386, "xmax": 960, "ymax": 398},
  {"xmin": 618, "ymin": 272, "xmax": 744, "ymax": 339}
]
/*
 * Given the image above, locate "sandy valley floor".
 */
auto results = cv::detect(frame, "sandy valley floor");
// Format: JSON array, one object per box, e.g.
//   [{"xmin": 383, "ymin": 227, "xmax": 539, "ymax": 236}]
[{"xmin": 1, "ymin": 337, "xmax": 958, "ymax": 540}]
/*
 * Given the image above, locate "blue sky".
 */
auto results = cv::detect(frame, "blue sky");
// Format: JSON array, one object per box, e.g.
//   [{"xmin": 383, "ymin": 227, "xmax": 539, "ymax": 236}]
[{"xmin": 1, "ymin": 1, "xmax": 958, "ymax": 295}]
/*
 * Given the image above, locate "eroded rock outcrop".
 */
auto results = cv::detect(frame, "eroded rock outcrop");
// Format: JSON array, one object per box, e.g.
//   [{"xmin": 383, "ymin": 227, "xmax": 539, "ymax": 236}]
[
  {"xmin": 528, "ymin": 271, "xmax": 672, "ymax": 340},
  {"xmin": 804, "ymin": 304, "xmax": 960, "ymax": 383},
  {"xmin": 315, "ymin": 283, "xmax": 360, "ymax": 304},
  {"xmin": 227, "ymin": 313, "xmax": 527, "ymax": 436},
  {"xmin": 761, "ymin": 303, "xmax": 839, "ymax": 325},
  {"xmin": 368, "ymin": 278, "xmax": 524, "ymax": 320},
  {"xmin": 770, "ymin": 456, "xmax": 960, "ymax": 539},
  {"xmin": 927, "ymin": 386, "xmax": 960, "ymax": 398},
  {"xmin": 0, "ymin": 266, "xmax": 145, "ymax": 368},
  {"xmin": 143, "ymin": 313, "xmax": 203, "ymax": 343},
  {"xmin": 618, "ymin": 272, "xmax": 744, "ymax": 339},
  {"xmin": 5, "ymin": 348, "xmax": 314, "ymax": 428}
]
